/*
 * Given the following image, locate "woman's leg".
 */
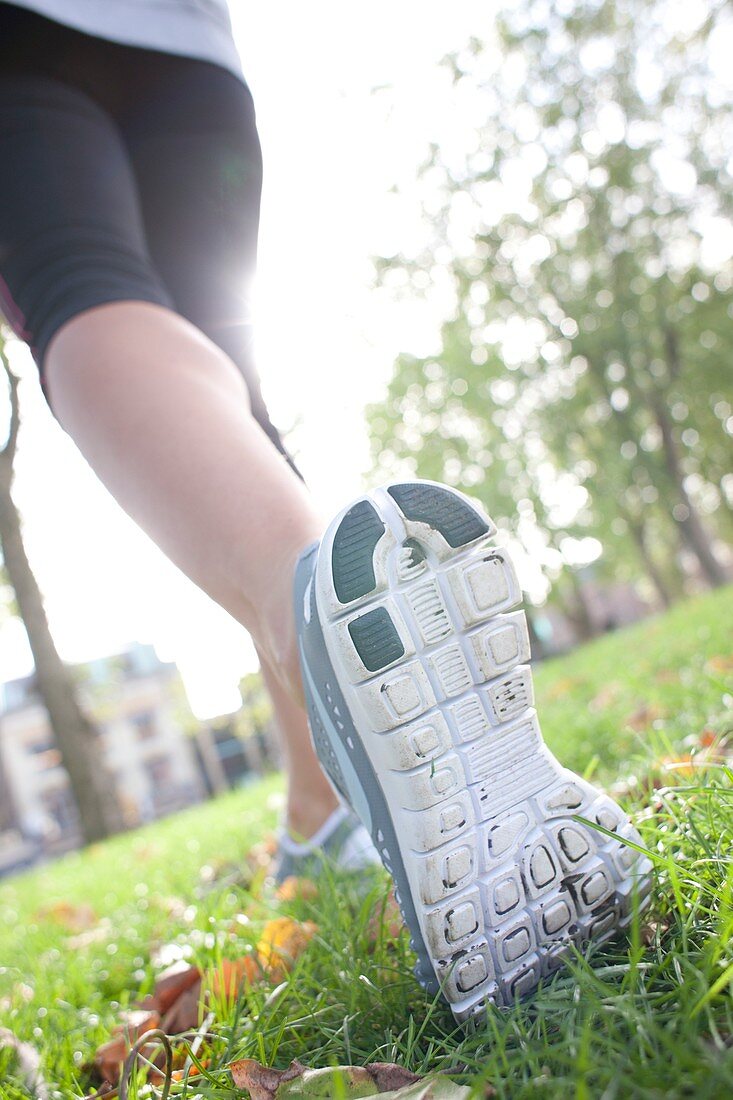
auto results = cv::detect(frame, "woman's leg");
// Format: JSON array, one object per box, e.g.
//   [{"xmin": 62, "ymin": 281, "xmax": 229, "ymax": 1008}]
[
  {"xmin": 0, "ymin": 57, "xmax": 339, "ymax": 839},
  {"xmin": 45, "ymin": 300, "xmax": 319, "ymax": 707},
  {"xmin": 116, "ymin": 59, "xmax": 342, "ymax": 834}
]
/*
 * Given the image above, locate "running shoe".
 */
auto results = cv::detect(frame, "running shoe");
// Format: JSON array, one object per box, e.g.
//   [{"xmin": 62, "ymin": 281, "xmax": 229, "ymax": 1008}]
[
  {"xmin": 294, "ymin": 480, "xmax": 653, "ymax": 1023},
  {"xmin": 273, "ymin": 804, "xmax": 382, "ymax": 884}
]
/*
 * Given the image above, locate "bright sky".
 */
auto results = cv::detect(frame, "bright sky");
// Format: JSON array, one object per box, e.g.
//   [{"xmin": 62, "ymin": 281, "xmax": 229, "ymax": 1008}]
[{"xmin": 0, "ymin": 1, "xmax": 493, "ymax": 717}]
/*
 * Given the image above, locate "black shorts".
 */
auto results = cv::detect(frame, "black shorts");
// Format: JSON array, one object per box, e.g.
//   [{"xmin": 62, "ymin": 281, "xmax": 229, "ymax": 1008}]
[{"xmin": 0, "ymin": 3, "xmax": 293, "ymax": 465}]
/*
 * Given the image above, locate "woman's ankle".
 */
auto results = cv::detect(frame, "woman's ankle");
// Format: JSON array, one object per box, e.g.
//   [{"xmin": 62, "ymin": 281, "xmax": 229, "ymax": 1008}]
[{"xmin": 286, "ymin": 785, "xmax": 341, "ymax": 841}]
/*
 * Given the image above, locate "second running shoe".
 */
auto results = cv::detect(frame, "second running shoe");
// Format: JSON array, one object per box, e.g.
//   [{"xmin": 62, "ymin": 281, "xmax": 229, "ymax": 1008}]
[{"xmin": 294, "ymin": 480, "xmax": 652, "ymax": 1023}]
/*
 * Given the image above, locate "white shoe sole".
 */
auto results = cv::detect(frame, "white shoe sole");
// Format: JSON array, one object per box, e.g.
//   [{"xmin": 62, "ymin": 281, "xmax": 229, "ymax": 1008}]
[{"xmin": 311, "ymin": 481, "xmax": 653, "ymax": 1022}]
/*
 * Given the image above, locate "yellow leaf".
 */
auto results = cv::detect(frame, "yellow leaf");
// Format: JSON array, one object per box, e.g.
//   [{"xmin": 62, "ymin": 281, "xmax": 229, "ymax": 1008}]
[
  {"xmin": 256, "ymin": 917, "xmax": 317, "ymax": 981},
  {"xmin": 276, "ymin": 876, "xmax": 318, "ymax": 902}
]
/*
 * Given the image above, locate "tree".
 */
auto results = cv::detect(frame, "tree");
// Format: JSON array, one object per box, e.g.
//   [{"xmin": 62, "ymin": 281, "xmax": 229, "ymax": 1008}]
[
  {"xmin": 368, "ymin": 0, "xmax": 732, "ymax": 598},
  {"xmin": 238, "ymin": 671, "xmax": 279, "ymax": 772},
  {"xmin": 0, "ymin": 341, "xmax": 121, "ymax": 843}
]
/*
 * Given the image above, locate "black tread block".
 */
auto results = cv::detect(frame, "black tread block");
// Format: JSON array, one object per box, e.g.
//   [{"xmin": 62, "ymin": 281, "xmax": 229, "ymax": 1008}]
[
  {"xmin": 332, "ymin": 500, "xmax": 385, "ymax": 604},
  {"xmin": 388, "ymin": 483, "xmax": 489, "ymax": 548},
  {"xmin": 348, "ymin": 607, "xmax": 405, "ymax": 672}
]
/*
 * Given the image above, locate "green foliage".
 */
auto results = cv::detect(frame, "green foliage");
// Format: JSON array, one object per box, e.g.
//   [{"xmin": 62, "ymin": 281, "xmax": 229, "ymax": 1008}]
[
  {"xmin": 368, "ymin": 0, "xmax": 733, "ymax": 603},
  {"xmin": 0, "ymin": 588, "xmax": 732, "ymax": 1097},
  {"xmin": 238, "ymin": 670, "xmax": 275, "ymax": 741}
]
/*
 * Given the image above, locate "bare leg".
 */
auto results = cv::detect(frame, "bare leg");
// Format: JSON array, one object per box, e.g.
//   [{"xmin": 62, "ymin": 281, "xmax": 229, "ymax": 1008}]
[
  {"xmin": 46, "ymin": 301, "xmax": 318, "ymax": 699},
  {"xmin": 45, "ymin": 300, "xmax": 339, "ymax": 835}
]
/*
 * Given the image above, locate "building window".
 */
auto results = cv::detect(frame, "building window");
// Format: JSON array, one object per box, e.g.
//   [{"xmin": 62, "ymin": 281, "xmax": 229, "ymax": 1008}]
[
  {"xmin": 40, "ymin": 786, "xmax": 79, "ymax": 836},
  {"xmin": 148, "ymin": 755, "xmax": 172, "ymax": 786},
  {"xmin": 27, "ymin": 737, "xmax": 62, "ymax": 772},
  {"xmin": 132, "ymin": 711, "xmax": 157, "ymax": 741}
]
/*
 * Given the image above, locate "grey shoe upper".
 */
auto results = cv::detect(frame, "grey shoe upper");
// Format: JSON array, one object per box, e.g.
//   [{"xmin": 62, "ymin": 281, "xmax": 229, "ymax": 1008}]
[
  {"xmin": 274, "ymin": 806, "xmax": 381, "ymax": 884},
  {"xmin": 293, "ymin": 542, "xmax": 439, "ymax": 992}
]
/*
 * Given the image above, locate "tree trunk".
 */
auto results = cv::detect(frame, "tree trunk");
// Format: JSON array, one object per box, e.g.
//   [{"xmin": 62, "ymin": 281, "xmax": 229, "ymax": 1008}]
[
  {"xmin": 0, "ymin": 482, "xmax": 121, "ymax": 843},
  {"xmin": 651, "ymin": 393, "xmax": 729, "ymax": 587},
  {"xmin": 557, "ymin": 569, "xmax": 596, "ymax": 642},
  {"xmin": 584, "ymin": 349, "xmax": 728, "ymax": 588},
  {"xmin": 624, "ymin": 513, "xmax": 673, "ymax": 609},
  {"xmin": 0, "ymin": 730, "xmax": 17, "ymax": 831}
]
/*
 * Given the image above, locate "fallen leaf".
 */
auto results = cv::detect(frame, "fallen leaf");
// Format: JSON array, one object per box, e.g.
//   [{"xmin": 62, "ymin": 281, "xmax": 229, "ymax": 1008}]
[
  {"xmin": 256, "ymin": 918, "xmax": 318, "ymax": 983},
  {"xmin": 229, "ymin": 1059, "xmax": 470, "ymax": 1099},
  {"xmin": 113, "ymin": 1009, "xmax": 161, "ymax": 1044},
  {"xmin": 641, "ymin": 919, "xmax": 670, "ymax": 946},
  {"xmin": 92, "ymin": 1010, "xmax": 161, "ymax": 1085},
  {"xmin": 653, "ymin": 669, "xmax": 678, "ymax": 684},
  {"xmin": 160, "ymin": 976, "xmax": 203, "ymax": 1033},
  {"xmin": 380, "ymin": 1082, "xmax": 472, "ymax": 1099},
  {"xmin": 624, "ymin": 704, "xmax": 664, "ymax": 732},
  {"xmin": 150, "ymin": 960, "xmax": 201, "ymax": 1014},
  {"xmin": 93, "ymin": 1035, "xmax": 128, "ymax": 1085},
  {"xmin": 367, "ymin": 889, "xmax": 404, "ymax": 944},
  {"xmin": 247, "ymin": 836, "xmax": 279, "ymax": 872},
  {"xmin": 81, "ymin": 1084, "xmax": 117, "ymax": 1100},
  {"xmin": 589, "ymin": 683, "xmax": 621, "ymax": 711},
  {"xmin": 707, "ymin": 655, "xmax": 733, "ymax": 674},
  {"xmin": 34, "ymin": 901, "xmax": 97, "ymax": 932},
  {"xmin": 276, "ymin": 876, "xmax": 319, "ymax": 902},
  {"xmin": 699, "ymin": 728, "xmax": 718, "ymax": 748},
  {"xmin": 658, "ymin": 755, "xmax": 696, "ymax": 779},
  {"xmin": 207, "ymin": 957, "xmax": 260, "ymax": 1002},
  {"xmin": 231, "ymin": 1058, "xmax": 307, "ymax": 1099},
  {"xmin": 366, "ymin": 1065, "xmax": 423, "ymax": 1092},
  {"xmin": 546, "ymin": 676, "xmax": 583, "ymax": 701},
  {"xmin": 254, "ymin": 915, "xmax": 314, "ymax": 985}
]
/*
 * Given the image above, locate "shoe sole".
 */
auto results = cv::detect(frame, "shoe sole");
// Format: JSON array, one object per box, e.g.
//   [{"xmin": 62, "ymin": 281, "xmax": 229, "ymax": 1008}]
[{"xmin": 312, "ymin": 480, "xmax": 653, "ymax": 1023}]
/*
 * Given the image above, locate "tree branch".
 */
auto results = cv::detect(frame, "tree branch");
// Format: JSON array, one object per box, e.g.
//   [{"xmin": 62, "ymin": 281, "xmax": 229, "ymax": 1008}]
[{"xmin": 0, "ymin": 346, "xmax": 20, "ymax": 467}]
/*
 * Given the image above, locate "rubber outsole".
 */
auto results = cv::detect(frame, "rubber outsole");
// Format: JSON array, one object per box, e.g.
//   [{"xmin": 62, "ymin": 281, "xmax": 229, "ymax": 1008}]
[{"xmin": 310, "ymin": 481, "xmax": 653, "ymax": 1023}]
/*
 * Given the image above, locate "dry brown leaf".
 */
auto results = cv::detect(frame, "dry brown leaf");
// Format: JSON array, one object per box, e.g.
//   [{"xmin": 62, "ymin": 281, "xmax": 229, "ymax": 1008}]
[
  {"xmin": 231, "ymin": 1058, "xmax": 306, "ymax": 1098},
  {"xmin": 654, "ymin": 669, "xmax": 679, "ymax": 684},
  {"xmin": 589, "ymin": 683, "xmax": 621, "ymax": 711},
  {"xmin": 247, "ymin": 836, "xmax": 279, "ymax": 872},
  {"xmin": 34, "ymin": 901, "xmax": 97, "ymax": 932},
  {"xmin": 367, "ymin": 1065, "xmax": 424, "ymax": 1092},
  {"xmin": 93, "ymin": 1035, "xmax": 128, "ymax": 1086},
  {"xmin": 113, "ymin": 1009, "xmax": 161, "ymax": 1044},
  {"xmin": 150, "ymin": 960, "xmax": 201, "ymax": 1014},
  {"xmin": 229, "ymin": 1059, "xmax": 470, "ymax": 1100},
  {"xmin": 624, "ymin": 704, "xmax": 664, "ymax": 732},
  {"xmin": 207, "ymin": 956, "xmax": 260, "ymax": 1002},
  {"xmin": 93, "ymin": 1010, "xmax": 160, "ymax": 1085},
  {"xmin": 641, "ymin": 919, "xmax": 670, "ymax": 946},
  {"xmin": 707, "ymin": 654, "xmax": 733, "ymax": 674},
  {"xmin": 367, "ymin": 889, "xmax": 404, "ymax": 944},
  {"xmin": 159, "ymin": 976, "xmax": 203, "ymax": 1033},
  {"xmin": 546, "ymin": 676, "xmax": 583, "ymax": 701},
  {"xmin": 275, "ymin": 876, "xmax": 319, "ymax": 902},
  {"xmin": 91, "ymin": 916, "xmax": 317, "ymax": 1090}
]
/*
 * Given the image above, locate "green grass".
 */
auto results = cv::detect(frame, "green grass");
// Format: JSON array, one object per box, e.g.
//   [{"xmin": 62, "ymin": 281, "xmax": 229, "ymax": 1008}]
[{"xmin": 1, "ymin": 587, "xmax": 732, "ymax": 1098}]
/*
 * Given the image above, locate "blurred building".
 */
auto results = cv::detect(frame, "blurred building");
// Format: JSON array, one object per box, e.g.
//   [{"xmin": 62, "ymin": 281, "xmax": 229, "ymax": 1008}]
[{"xmin": 0, "ymin": 644, "xmax": 206, "ymax": 873}]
